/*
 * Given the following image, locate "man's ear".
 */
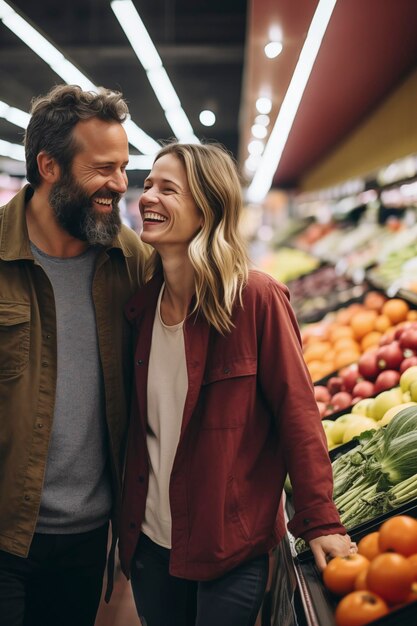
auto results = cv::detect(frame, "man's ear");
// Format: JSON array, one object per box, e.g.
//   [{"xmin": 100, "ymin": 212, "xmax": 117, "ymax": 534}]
[{"xmin": 37, "ymin": 151, "xmax": 61, "ymax": 183}]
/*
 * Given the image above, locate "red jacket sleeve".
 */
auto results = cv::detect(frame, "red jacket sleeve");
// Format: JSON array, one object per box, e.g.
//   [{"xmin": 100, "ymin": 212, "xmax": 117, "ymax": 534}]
[{"xmin": 257, "ymin": 278, "xmax": 345, "ymax": 541}]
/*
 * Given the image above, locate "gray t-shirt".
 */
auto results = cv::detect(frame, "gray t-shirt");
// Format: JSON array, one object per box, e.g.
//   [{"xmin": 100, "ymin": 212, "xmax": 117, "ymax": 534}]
[{"xmin": 31, "ymin": 242, "xmax": 112, "ymax": 534}]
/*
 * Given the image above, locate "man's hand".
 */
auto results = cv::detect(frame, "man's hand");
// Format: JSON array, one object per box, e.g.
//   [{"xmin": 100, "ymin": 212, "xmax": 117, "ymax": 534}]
[{"xmin": 309, "ymin": 534, "xmax": 357, "ymax": 572}]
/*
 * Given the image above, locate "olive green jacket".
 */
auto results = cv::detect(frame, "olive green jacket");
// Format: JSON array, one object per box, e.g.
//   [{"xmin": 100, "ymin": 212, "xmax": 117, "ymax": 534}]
[{"xmin": 0, "ymin": 185, "xmax": 147, "ymax": 558}]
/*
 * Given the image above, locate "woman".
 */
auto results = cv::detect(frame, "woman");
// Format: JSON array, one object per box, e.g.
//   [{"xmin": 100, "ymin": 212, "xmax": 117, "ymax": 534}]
[{"xmin": 119, "ymin": 142, "xmax": 354, "ymax": 626}]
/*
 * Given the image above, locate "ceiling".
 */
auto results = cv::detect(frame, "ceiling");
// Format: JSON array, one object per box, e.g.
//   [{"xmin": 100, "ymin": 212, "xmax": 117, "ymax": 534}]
[{"xmin": 1, "ymin": 0, "xmax": 417, "ymax": 194}]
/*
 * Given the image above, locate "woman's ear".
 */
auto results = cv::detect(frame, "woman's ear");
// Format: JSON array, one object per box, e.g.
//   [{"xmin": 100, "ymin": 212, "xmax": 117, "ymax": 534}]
[{"xmin": 37, "ymin": 151, "xmax": 61, "ymax": 184}]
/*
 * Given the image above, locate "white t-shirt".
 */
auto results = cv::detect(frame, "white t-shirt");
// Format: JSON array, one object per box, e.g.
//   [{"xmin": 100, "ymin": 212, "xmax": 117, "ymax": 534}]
[{"xmin": 141, "ymin": 284, "xmax": 188, "ymax": 548}]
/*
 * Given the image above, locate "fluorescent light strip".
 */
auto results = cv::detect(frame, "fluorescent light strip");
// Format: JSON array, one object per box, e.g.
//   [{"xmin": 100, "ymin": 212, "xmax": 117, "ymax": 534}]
[
  {"xmin": 246, "ymin": 0, "xmax": 338, "ymax": 203},
  {"xmin": 111, "ymin": 0, "xmax": 199, "ymax": 143},
  {"xmin": 0, "ymin": 139, "xmax": 25, "ymax": 161},
  {"xmin": 0, "ymin": 100, "xmax": 31, "ymax": 128},
  {"xmin": 0, "ymin": 0, "xmax": 159, "ymax": 155}
]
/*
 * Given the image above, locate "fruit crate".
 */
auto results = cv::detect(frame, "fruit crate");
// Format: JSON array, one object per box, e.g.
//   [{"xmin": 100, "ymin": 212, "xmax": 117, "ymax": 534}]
[{"xmin": 290, "ymin": 504, "xmax": 417, "ymax": 626}]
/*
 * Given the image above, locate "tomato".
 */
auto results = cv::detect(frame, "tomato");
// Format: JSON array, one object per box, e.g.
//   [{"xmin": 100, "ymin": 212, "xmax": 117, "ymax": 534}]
[
  {"xmin": 408, "ymin": 554, "xmax": 417, "ymax": 581},
  {"xmin": 354, "ymin": 569, "xmax": 369, "ymax": 591},
  {"xmin": 378, "ymin": 515, "xmax": 417, "ymax": 556},
  {"xmin": 335, "ymin": 591, "xmax": 389, "ymax": 626},
  {"xmin": 367, "ymin": 553, "xmax": 413, "ymax": 604},
  {"xmin": 323, "ymin": 554, "xmax": 370, "ymax": 596},
  {"xmin": 358, "ymin": 532, "xmax": 381, "ymax": 561}
]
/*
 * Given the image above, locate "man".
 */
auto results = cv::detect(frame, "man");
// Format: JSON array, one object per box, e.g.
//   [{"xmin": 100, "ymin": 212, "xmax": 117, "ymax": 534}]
[{"xmin": 0, "ymin": 85, "xmax": 148, "ymax": 626}]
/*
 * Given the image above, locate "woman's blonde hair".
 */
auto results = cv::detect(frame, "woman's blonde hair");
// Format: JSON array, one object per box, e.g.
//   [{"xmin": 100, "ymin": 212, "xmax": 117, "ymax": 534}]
[{"xmin": 144, "ymin": 141, "xmax": 249, "ymax": 334}]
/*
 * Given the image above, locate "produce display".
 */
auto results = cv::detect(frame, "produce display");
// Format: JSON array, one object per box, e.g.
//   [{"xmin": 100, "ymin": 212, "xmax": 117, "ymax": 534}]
[
  {"xmin": 259, "ymin": 247, "xmax": 320, "ymax": 282},
  {"xmin": 367, "ymin": 239, "xmax": 417, "ymax": 293},
  {"xmin": 323, "ymin": 515, "xmax": 417, "ymax": 626},
  {"xmin": 301, "ymin": 293, "xmax": 415, "ymax": 383},
  {"xmin": 287, "ymin": 266, "xmax": 367, "ymax": 323}
]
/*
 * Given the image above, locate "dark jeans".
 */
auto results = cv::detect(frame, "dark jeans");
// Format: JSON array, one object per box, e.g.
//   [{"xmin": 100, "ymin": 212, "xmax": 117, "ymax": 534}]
[
  {"xmin": 0, "ymin": 523, "xmax": 108, "ymax": 626},
  {"xmin": 131, "ymin": 533, "xmax": 269, "ymax": 626}
]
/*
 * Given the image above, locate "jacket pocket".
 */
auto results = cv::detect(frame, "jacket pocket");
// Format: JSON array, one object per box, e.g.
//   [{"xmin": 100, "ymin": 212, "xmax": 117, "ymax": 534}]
[
  {"xmin": 0, "ymin": 302, "xmax": 30, "ymax": 376},
  {"xmin": 199, "ymin": 357, "xmax": 257, "ymax": 429}
]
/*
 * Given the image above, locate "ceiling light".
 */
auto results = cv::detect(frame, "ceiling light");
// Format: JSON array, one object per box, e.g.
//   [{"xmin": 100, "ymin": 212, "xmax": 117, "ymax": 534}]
[
  {"xmin": 255, "ymin": 114, "xmax": 270, "ymax": 127},
  {"xmin": 0, "ymin": 0, "xmax": 159, "ymax": 155},
  {"xmin": 199, "ymin": 110, "xmax": 216, "ymax": 127},
  {"xmin": 264, "ymin": 41, "xmax": 283, "ymax": 59},
  {"xmin": 255, "ymin": 97, "xmax": 272, "ymax": 115},
  {"xmin": 251, "ymin": 124, "xmax": 267, "ymax": 139},
  {"xmin": 0, "ymin": 139, "xmax": 25, "ymax": 161},
  {"xmin": 247, "ymin": 0, "xmax": 338, "ymax": 203},
  {"xmin": 0, "ymin": 100, "xmax": 31, "ymax": 128},
  {"xmin": 248, "ymin": 140, "xmax": 264, "ymax": 156},
  {"xmin": 111, "ymin": 0, "xmax": 199, "ymax": 144},
  {"xmin": 244, "ymin": 154, "xmax": 261, "ymax": 173}
]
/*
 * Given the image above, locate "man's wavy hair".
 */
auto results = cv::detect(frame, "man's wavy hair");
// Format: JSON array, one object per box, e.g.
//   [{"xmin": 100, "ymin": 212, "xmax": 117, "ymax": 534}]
[
  {"xmin": 24, "ymin": 84, "xmax": 129, "ymax": 187},
  {"xmin": 144, "ymin": 142, "xmax": 249, "ymax": 334}
]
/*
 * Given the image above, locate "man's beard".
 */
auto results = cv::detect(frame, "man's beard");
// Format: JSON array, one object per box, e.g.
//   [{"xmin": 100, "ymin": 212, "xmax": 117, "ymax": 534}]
[{"xmin": 49, "ymin": 172, "xmax": 122, "ymax": 246}]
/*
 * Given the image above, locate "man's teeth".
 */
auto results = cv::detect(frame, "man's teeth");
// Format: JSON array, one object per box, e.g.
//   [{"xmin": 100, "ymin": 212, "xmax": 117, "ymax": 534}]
[
  {"xmin": 94, "ymin": 198, "xmax": 112, "ymax": 205},
  {"xmin": 144, "ymin": 212, "xmax": 167, "ymax": 222}
]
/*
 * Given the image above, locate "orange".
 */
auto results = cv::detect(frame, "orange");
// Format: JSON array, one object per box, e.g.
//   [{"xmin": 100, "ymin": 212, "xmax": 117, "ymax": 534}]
[
  {"xmin": 329, "ymin": 325, "xmax": 355, "ymax": 342},
  {"xmin": 334, "ymin": 349, "xmax": 361, "ymax": 370},
  {"xmin": 374, "ymin": 314, "xmax": 391, "ymax": 333},
  {"xmin": 361, "ymin": 331, "xmax": 382, "ymax": 351},
  {"xmin": 350, "ymin": 310, "xmax": 378, "ymax": 340},
  {"xmin": 407, "ymin": 310, "xmax": 417, "ymax": 321},
  {"xmin": 382, "ymin": 298, "xmax": 410, "ymax": 324},
  {"xmin": 336, "ymin": 303, "xmax": 365, "ymax": 325},
  {"xmin": 333, "ymin": 337, "xmax": 361, "ymax": 354},
  {"xmin": 364, "ymin": 291, "xmax": 387, "ymax": 312},
  {"xmin": 358, "ymin": 532, "xmax": 381, "ymax": 561},
  {"xmin": 303, "ymin": 341, "xmax": 332, "ymax": 363}
]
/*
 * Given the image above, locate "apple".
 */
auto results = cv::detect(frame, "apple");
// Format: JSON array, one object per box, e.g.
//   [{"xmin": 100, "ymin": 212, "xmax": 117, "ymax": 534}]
[
  {"xmin": 358, "ymin": 351, "xmax": 380, "ymax": 381},
  {"xmin": 321, "ymin": 419, "xmax": 335, "ymax": 448},
  {"xmin": 379, "ymin": 329, "xmax": 396, "ymax": 346},
  {"xmin": 352, "ymin": 380, "xmax": 375, "ymax": 399},
  {"xmin": 374, "ymin": 370, "xmax": 401, "ymax": 394},
  {"xmin": 340, "ymin": 364, "xmax": 361, "ymax": 393},
  {"xmin": 327, "ymin": 376, "xmax": 343, "ymax": 395},
  {"xmin": 400, "ymin": 366, "xmax": 417, "ymax": 393},
  {"xmin": 331, "ymin": 414, "xmax": 359, "ymax": 444},
  {"xmin": 411, "ymin": 381, "xmax": 417, "ymax": 403},
  {"xmin": 399, "ymin": 329, "xmax": 417, "ymax": 352},
  {"xmin": 330, "ymin": 391, "xmax": 353, "ymax": 413},
  {"xmin": 314, "ymin": 385, "xmax": 331, "ymax": 404},
  {"xmin": 376, "ymin": 341, "xmax": 404, "ymax": 371},
  {"xmin": 400, "ymin": 356, "xmax": 417, "ymax": 374},
  {"xmin": 379, "ymin": 402, "xmax": 417, "ymax": 426},
  {"xmin": 370, "ymin": 387, "xmax": 403, "ymax": 421},
  {"xmin": 342, "ymin": 417, "xmax": 379, "ymax": 444},
  {"xmin": 351, "ymin": 398, "xmax": 375, "ymax": 417}
]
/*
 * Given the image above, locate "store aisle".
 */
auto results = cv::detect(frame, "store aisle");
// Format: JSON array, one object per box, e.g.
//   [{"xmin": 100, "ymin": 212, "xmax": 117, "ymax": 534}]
[{"xmin": 95, "ymin": 568, "xmax": 141, "ymax": 626}]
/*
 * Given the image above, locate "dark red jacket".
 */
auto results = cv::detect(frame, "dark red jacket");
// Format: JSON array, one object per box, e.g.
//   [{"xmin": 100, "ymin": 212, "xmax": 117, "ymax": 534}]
[{"xmin": 119, "ymin": 270, "xmax": 344, "ymax": 580}]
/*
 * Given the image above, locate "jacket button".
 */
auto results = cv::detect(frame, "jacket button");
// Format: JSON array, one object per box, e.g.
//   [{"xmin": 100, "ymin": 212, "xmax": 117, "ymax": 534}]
[
  {"xmin": 41, "ymin": 361, "xmax": 48, "ymax": 367},
  {"xmin": 303, "ymin": 518, "xmax": 310, "ymax": 526},
  {"xmin": 24, "ymin": 495, "xmax": 30, "ymax": 501},
  {"xmin": 138, "ymin": 476, "xmax": 145, "ymax": 483},
  {"xmin": 136, "ymin": 359, "xmax": 144, "ymax": 365},
  {"xmin": 224, "ymin": 367, "xmax": 231, "ymax": 374},
  {"xmin": 129, "ymin": 522, "xmax": 137, "ymax": 529},
  {"xmin": 37, "ymin": 423, "xmax": 43, "ymax": 428}
]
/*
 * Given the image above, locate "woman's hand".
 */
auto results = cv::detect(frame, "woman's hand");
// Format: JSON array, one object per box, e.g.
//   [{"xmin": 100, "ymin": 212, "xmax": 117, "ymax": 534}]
[{"xmin": 309, "ymin": 534, "xmax": 357, "ymax": 572}]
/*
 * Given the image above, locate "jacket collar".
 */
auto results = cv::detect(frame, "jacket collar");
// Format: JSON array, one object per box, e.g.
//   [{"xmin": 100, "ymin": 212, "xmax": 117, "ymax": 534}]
[{"xmin": 0, "ymin": 184, "xmax": 134, "ymax": 261}]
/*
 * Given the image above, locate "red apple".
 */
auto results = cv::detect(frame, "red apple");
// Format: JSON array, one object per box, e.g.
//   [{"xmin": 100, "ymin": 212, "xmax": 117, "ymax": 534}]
[
  {"xmin": 400, "ymin": 356, "xmax": 417, "ymax": 374},
  {"xmin": 352, "ymin": 380, "xmax": 375, "ymax": 399},
  {"xmin": 327, "ymin": 376, "xmax": 343, "ymax": 395},
  {"xmin": 339, "ymin": 364, "xmax": 361, "ymax": 393},
  {"xmin": 374, "ymin": 369, "xmax": 401, "ymax": 394},
  {"xmin": 394, "ymin": 322, "xmax": 414, "ymax": 340},
  {"xmin": 330, "ymin": 391, "xmax": 353, "ymax": 412},
  {"xmin": 314, "ymin": 385, "xmax": 331, "ymax": 404},
  {"xmin": 399, "ymin": 329, "xmax": 417, "ymax": 352},
  {"xmin": 376, "ymin": 341, "xmax": 403, "ymax": 371},
  {"xmin": 358, "ymin": 351, "xmax": 380, "ymax": 381}
]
